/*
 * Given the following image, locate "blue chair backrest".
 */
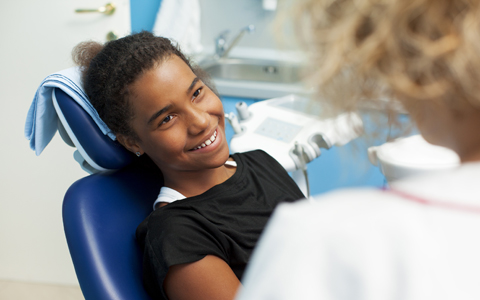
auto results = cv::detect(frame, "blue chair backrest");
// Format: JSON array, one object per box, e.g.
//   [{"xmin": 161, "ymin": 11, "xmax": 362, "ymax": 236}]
[
  {"xmin": 63, "ymin": 164, "xmax": 161, "ymax": 300},
  {"xmin": 54, "ymin": 88, "xmax": 162, "ymax": 299}
]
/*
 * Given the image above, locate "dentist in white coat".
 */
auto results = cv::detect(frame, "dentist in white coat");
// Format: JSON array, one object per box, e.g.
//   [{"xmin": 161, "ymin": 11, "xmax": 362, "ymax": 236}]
[{"xmin": 236, "ymin": 0, "xmax": 480, "ymax": 299}]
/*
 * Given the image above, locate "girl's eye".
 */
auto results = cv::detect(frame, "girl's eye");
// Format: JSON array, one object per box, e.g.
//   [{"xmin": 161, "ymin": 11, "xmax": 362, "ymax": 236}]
[
  {"xmin": 192, "ymin": 87, "xmax": 203, "ymax": 100},
  {"xmin": 161, "ymin": 115, "xmax": 173, "ymax": 125}
]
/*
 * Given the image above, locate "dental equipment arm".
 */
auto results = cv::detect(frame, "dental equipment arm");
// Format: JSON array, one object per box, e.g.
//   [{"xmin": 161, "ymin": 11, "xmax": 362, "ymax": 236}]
[
  {"xmin": 225, "ymin": 113, "xmax": 243, "ymax": 134},
  {"xmin": 291, "ymin": 142, "xmax": 311, "ymax": 197}
]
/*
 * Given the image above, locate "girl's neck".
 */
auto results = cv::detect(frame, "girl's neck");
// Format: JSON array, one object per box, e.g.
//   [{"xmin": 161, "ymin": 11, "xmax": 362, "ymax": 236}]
[{"xmin": 162, "ymin": 159, "xmax": 237, "ymax": 198}]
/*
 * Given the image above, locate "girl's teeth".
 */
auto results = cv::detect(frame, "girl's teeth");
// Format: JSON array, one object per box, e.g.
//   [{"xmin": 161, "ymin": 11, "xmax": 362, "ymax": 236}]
[{"xmin": 192, "ymin": 130, "xmax": 218, "ymax": 150}]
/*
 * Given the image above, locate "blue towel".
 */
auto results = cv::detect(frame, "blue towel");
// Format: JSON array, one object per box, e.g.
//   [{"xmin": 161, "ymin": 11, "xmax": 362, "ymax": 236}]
[{"xmin": 25, "ymin": 67, "xmax": 115, "ymax": 156}]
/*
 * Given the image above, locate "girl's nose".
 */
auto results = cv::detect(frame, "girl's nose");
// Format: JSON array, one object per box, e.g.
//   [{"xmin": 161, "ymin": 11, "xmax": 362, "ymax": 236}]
[{"xmin": 187, "ymin": 107, "xmax": 209, "ymax": 135}]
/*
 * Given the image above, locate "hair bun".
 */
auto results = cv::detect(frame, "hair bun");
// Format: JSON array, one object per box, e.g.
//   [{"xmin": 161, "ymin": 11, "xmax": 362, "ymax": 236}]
[{"xmin": 72, "ymin": 41, "xmax": 104, "ymax": 70}]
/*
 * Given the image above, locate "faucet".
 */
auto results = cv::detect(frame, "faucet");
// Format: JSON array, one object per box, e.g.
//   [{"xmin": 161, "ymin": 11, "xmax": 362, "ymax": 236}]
[{"xmin": 215, "ymin": 25, "xmax": 255, "ymax": 59}]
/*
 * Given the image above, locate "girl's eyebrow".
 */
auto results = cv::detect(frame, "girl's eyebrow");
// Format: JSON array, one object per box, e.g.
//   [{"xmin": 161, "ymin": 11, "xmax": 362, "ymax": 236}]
[
  {"xmin": 147, "ymin": 104, "xmax": 172, "ymax": 125},
  {"xmin": 186, "ymin": 77, "xmax": 200, "ymax": 94},
  {"xmin": 147, "ymin": 77, "xmax": 199, "ymax": 125}
]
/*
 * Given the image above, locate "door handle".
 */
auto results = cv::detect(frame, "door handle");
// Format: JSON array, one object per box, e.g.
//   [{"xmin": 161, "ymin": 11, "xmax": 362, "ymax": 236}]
[{"xmin": 75, "ymin": 3, "xmax": 116, "ymax": 15}]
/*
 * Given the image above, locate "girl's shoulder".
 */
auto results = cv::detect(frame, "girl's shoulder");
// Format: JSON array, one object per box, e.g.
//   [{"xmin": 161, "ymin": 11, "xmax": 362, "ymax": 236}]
[
  {"xmin": 232, "ymin": 149, "xmax": 282, "ymax": 170},
  {"xmin": 233, "ymin": 149, "xmax": 272, "ymax": 160}
]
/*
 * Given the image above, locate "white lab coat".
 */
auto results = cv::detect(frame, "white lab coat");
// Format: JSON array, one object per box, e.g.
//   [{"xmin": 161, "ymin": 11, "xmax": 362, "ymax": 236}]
[{"xmin": 237, "ymin": 161, "xmax": 480, "ymax": 300}]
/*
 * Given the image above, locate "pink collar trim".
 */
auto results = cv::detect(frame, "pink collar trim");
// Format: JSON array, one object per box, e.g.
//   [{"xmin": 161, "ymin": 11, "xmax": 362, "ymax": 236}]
[{"xmin": 385, "ymin": 188, "xmax": 480, "ymax": 215}]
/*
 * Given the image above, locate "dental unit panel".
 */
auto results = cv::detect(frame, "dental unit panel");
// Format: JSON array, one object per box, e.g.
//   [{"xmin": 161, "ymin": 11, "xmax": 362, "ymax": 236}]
[
  {"xmin": 229, "ymin": 94, "xmax": 362, "ymax": 196},
  {"xmin": 230, "ymin": 95, "xmax": 361, "ymax": 171}
]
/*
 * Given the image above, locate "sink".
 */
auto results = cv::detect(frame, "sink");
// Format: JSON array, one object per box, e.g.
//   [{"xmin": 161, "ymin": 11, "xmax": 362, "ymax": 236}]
[
  {"xmin": 200, "ymin": 58, "xmax": 303, "ymax": 84},
  {"xmin": 198, "ymin": 57, "xmax": 309, "ymax": 99}
]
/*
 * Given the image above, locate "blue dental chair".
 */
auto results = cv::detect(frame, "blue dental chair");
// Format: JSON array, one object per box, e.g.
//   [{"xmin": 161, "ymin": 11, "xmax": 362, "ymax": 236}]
[{"xmin": 53, "ymin": 88, "xmax": 162, "ymax": 300}]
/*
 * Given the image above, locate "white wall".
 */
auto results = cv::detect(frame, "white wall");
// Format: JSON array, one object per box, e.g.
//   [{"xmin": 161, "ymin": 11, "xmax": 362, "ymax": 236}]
[
  {"xmin": 0, "ymin": 56, "xmax": 85, "ymax": 285},
  {"xmin": 0, "ymin": 0, "xmax": 129, "ymax": 286},
  {"xmin": 200, "ymin": 0, "xmax": 282, "ymax": 50},
  {"xmin": 0, "ymin": 29, "xmax": 86, "ymax": 287}
]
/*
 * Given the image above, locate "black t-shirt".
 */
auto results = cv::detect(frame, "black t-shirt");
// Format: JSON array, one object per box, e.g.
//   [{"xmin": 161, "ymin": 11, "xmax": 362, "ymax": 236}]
[{"xmin": 136, "ymin": 150, "xmax": 304, "ymax": 299}]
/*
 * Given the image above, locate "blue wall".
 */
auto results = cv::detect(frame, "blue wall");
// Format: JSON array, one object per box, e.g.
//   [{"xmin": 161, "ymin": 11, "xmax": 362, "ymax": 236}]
[{"xmin": 130, "ymin": 0, "xmax": 162, "ymax": 32}]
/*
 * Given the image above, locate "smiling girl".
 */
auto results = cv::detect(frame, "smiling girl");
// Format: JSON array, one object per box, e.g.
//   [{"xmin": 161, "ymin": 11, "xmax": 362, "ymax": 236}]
[{"xmin": 72, "ymin": 31, "xmax": 304, "ymax": 300}]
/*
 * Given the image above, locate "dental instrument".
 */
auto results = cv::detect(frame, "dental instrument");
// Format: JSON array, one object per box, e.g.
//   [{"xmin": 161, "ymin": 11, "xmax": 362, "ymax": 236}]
[{"xmin": 229, "ymin": 94, "xmax": 362, "ymax": 197}]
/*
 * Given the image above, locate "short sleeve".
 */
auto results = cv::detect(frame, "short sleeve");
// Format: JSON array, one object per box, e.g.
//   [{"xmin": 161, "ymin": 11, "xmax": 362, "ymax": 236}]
[{"xmin": 140, "ymin": 209, "xmax": 230, "ymax": 299}]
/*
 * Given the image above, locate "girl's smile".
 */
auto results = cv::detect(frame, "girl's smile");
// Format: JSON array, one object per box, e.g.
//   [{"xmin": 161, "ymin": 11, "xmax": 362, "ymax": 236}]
[{"xmin": 189, "ymin": 128, "xmax": 219, "ymax": 151}]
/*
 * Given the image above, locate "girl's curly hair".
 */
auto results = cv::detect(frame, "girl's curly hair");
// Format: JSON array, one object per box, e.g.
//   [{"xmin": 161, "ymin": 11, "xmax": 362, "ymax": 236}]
[{"xmin": 72, "ymin": 31, "xmax": 216, "ymax": 140}]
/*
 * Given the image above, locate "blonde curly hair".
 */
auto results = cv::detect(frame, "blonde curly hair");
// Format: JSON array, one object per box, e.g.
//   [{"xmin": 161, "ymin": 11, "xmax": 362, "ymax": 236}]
[{"xmin": 281, "ymin": 0, "xmax": 480, "ymax": 117}]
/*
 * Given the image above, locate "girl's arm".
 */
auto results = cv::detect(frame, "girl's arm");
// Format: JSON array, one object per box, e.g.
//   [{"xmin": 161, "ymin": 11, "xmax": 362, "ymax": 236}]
[{"xmin": 163, "ymin": 255, "xmax": 241, "ymax": 300}]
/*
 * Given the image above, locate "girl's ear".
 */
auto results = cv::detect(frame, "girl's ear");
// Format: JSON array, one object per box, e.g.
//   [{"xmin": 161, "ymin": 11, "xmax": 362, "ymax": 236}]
[{"xmin": 116, "ymin": 134, "xmax": 143, "ymax": 155}]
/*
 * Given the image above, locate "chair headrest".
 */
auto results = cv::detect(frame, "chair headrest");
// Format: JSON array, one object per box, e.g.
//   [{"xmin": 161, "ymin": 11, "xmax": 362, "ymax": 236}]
[{"xmin": 53, "ymin": 88, "xmax": 134, "ymax": 173}]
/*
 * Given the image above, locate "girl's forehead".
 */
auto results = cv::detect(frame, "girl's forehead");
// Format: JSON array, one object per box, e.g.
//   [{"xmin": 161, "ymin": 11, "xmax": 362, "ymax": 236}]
[
  {"xmin": 129, "ymin": 56, "xmax": 196, "ymax": 111},
  {"xmin": 139, "ymin": 56, "xmax": 193, "ymax": 87}
]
